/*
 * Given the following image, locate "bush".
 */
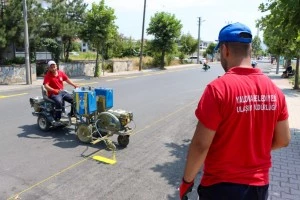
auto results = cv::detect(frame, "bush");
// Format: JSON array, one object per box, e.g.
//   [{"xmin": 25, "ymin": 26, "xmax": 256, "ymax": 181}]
[
  {"xmin": 103, "ymin": 62, "xmax": 113, "ymax": 72},
  {"xmin": 36, "ymin": 63, "xmax": 47, "ymax": 76},
  {"xmin": 2, "ymin": 57, "xmax": 25, "ymax": 65}
]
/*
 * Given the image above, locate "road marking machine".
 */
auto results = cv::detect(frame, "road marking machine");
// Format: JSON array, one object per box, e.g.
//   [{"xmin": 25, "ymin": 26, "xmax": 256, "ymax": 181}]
[{"xmin": 30, "ymin": 86, "xmax": 135, "ymax": 164}]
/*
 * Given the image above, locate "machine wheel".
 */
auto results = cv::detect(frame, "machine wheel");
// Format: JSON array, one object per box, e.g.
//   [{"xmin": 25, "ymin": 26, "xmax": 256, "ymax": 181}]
[
  {"xmin": 76, "ymin": 124, "xmax": 92, "ymax": 143},
  {"xmin": 96, "ymin": 112, "xmax": 121, "ymax": 133},
  {"xmin": 117, "ymin": 135, "xmax": 129, "ymax": 148},
  {"xmin": 37, "ymin": 115, "xmax": 50, "ymax": 131}
]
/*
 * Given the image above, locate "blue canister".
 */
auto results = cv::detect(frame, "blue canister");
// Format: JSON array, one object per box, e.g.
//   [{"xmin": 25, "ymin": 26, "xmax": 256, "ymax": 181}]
[
  {"xmin": 74, "ymin": 87, "xmax": 97, "ymax": 115},
  {"xmin": 95, "ymin": 87, "xmax": 114, "ymax": 109}
]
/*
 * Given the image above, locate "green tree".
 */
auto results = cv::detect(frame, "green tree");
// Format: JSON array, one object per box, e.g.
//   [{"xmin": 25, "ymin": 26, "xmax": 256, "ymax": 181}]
[
  {"xmin": 205, "ymin": 43, "xmax": 217, "ymax": 61},
  {"xmin": 258, "ymin": 0, "xmax": 300, "ymax": 89},
  {"xmin": 42, "ymin": 0, "xmax": 87, "ymax": 62},
  {"xmin": 179, "ymin": 33, "xmax": 198, "ymax": 57},
  {"xmin": 252, "ymin": 36, "xmax": 262, "ymax": 58},
  {"xmin": 81, "ymin": 0, "xmax": 118, "ymax": 77},
  {"xmin": 0, "ymin": 0, "xmax": 41, "ymax": 61},
  {"xmin": 61, "ymin": 0, "xmax": 87, "ymax": 61},
  {"xmin": 146, "ymin": 12, "xmax": 182, "ymax": 69}
]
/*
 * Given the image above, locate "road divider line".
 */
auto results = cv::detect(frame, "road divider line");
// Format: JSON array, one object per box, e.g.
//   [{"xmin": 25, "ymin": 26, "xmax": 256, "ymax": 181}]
[
  {"xmin": 7, "ymin": 98, "xmax": 198, "ymax": 199},
  {"xmin": 106, "ymin": 79, "xmax": 120, "ymax": 82},
  {"xmin": 0, "ymin": 93, "xmax": 28, "ymax": 99},
  {"xmin": 77, "ymin": 82, "xmax": 98, "ymax": 86},
  {"xmin": 132, "ymin": 99, "xmax": 198, "ymax": 136},
  {"xmin": 125, "ymin": 76, "xmax": 139, "ymax": 79},
  {"xmin": 7, "ymin": 149, "xmax": 103, "ymax": 200}
]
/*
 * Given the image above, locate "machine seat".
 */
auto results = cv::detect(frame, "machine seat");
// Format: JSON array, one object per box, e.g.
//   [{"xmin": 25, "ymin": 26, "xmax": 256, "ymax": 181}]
[{"xmin": 41, "ymin": 85, "xmax": 56, "ymax": 104}]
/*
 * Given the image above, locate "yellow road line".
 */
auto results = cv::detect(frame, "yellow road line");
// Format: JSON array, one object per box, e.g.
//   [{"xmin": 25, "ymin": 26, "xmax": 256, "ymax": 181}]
[
  {"xmin": 7, "ymin": 149, "xmax": 102, "ymax": 200},
  {"xmin": 7, "ymin": 98, "xmax": 198, "ymax": 200},
  {"xmin": 104, "ymin": 67, "xmax": 199, "ymax": 81},
  {"xmin": 0, "ymin": 93, "xmax": 28, "ymax": 99},
  {"xmin": 76, "ymin": 82, "xmax": 98, "ymax": 86},
  {"xmin": 125, "ymin": 76, "xmax": 139, "ymax": 79},
  {"xmin": 106, "ymin": 79, "xmax": 120, "ymax": 82},
  {"xmin": 132, "ymin": 99, "xmax": 198, "ymax": 136}
]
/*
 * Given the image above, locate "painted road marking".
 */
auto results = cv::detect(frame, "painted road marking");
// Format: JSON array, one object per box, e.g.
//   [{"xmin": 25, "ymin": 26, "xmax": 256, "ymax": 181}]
[
  {"xmin": 7, "ymin": 99, "xmax": 198, "ymax": 199},
  {"xmin": 0, "ymin": 93, "xmax": 28, "ymax": 99},
  {"xmin": 125, "ymin": 76, "xmax": 139, "ymax": 79},
  {"xmin": 106, "ymin": 79, "xmax": 120, "ymax": 82},
  {"xmin": 76, "ymin": 82, "xmax": 98, "ymax": 86},
  {"xmin": 102, "ymin": 67, "xmax": 200, "ymax": 82}
]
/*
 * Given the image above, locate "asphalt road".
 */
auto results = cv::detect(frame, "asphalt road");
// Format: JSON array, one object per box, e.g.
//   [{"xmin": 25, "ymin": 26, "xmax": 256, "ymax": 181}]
[{"xmin": 0, "ymin": 63, "xmax": 224, "ymax": 200}]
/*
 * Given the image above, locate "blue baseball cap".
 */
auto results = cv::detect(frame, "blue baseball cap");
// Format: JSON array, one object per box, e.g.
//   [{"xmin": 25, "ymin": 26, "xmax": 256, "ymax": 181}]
[{"xmin": 215, "ymin": 22, "xmax": 252, "ymax": 50}]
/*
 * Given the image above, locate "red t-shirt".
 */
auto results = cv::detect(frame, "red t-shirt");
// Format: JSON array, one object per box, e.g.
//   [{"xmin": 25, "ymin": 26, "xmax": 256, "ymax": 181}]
[
  {"xmin": 43, "ymin": 70, "xmax": 68, "ymax": 97},
  {"xmin": 195, "ymin": 67, "xmax": 288, "ymax": 186}
]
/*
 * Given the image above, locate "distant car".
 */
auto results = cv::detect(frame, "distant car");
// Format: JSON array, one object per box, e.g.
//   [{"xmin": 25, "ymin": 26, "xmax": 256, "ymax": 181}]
[
  {"xmin": 200, "ymin": 58, "xmax": 207, "ymax": 64},
  {"xmin": 185, "ymin": 56, "xmax": 206, "ymax": 64},
  {"xmin": 70, "ymin": 52, "xmax": 79, "ymax": 56}
]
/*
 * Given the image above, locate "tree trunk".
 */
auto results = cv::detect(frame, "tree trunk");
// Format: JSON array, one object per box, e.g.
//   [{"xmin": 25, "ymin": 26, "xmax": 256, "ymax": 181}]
[
  {"xmin": 94, "ymin": 49, "xmax": 100, "ymax": 77},
  {"xmin": 65, "ymin": 38, "xmax": 72, "ymax": 62},
  {"xmin": 293, "ymin": 57, "xmax": 299, "ymax": 90},
  {"xmin": 160, "ymin": 50, "xmax": 165, "ymax": 69},
  {"xmin": 276, "ymin": 55, "xmax": 280, "ymax": 74},
  {"xmin": 101, "ymin": 47, "xmax": 105, "ymax": 76}
]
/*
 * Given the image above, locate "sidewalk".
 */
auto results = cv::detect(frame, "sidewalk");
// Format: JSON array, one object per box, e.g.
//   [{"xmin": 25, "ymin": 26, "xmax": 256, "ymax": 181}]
[
  {"xmin": 266, "ymin": 64, "xmax": 300, "ymax": 200},
  {"xmin": 0, "ymin": 64, "xmax": 197, "ymax": 92}
]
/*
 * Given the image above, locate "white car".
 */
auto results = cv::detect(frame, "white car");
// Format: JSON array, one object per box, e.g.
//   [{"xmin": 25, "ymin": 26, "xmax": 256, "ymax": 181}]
[
  {"xmin": 185, "ymin": 56, "xmax": 206, "ymax": 64},
  {"xmin": 70, "ymin": 52, "xmax": 79, "ymax": 56}
]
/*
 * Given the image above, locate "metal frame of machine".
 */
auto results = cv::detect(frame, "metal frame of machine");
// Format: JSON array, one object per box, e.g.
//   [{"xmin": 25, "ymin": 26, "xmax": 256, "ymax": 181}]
[{"xmin": 29, "ymin": 86, "xmax": 135, "ymax": 149}]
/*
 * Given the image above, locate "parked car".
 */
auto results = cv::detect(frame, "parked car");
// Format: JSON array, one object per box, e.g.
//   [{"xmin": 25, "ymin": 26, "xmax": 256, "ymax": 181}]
[
  {"xmin": 70, "ymin": 52, "xmax": 79, "ymax": 56},
  {"xmin": 185, "ymin": 56, "xmax": 206, "ymax": 64}
]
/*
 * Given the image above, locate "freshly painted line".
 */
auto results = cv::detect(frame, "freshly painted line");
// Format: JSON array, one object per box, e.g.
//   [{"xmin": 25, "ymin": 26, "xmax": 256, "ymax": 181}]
[
  {"xmin": 6, "ymin": 99, "xmax": 198, "ymax": 199},
  {"xmin": 106, "ymin": 79, "xmax": 120, "ymax": 82},
  {"xmin": 7, "ymin": 149, "xmax": 102, "ymax": 200},
  {"xmin": 125, "ymin": 76, "xmax": 139, "ymax": 79},
  {"xmin": 77, "ymin": 82, "xmax": 98, "ymax": 86},
  {"xmin": 7, "ymin": 67, "xmax": 200, "ymax": 199},
  {"xmin": 132, "ymin": 99, "xmax": 198, "ymax": 136},
  {"xmin": 0, "ymin": 93, "xmax": 28, "ymax": 99}
]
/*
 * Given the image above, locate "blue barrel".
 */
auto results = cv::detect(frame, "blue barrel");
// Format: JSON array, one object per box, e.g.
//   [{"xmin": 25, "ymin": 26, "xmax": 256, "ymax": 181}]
[
  {"xmin": 95, "ymin": 87, "xmax": 114, "ymax": 110},
  {"xmin": 74, "ymin": 87, "xmax": 97, "ymax": 115}
]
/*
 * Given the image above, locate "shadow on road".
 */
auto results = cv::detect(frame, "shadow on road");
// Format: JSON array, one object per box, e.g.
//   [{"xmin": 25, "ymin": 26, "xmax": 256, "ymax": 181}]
[
  {"xmin": 150, "ymin": 139, "xmax": 195, "ymax": 200},
  {"xmin": 17, "ymin": 124, "xmax": 82, "ymax": 149},
  {"xmin": 17, "ymin": 124, "xmax": 123, "ymax": 153}
]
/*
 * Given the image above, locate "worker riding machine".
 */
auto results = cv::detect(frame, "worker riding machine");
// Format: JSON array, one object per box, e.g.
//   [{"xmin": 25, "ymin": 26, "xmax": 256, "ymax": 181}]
[{"xmin": 29, "ymin": 86, "xmax": 135, "ymax": 149}]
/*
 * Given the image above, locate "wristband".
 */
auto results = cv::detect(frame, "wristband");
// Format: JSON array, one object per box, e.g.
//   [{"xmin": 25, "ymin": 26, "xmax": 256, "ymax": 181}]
[{"xmin": 179, "ymin": 177, "xmax": 194, "ymax": 200}]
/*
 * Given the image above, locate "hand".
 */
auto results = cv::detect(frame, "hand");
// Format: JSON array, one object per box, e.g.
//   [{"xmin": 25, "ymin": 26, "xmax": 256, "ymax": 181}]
[
  {"xmin": 179, "ymin": 178, "xmax": 194, "ymax": 200},
  {"xmin": 73, "ymin": 84, "xmax": 79, "ymax": 88},
  {"xmin": 53, "ymin": 89, "xmax": 60, "ymax": 95}
]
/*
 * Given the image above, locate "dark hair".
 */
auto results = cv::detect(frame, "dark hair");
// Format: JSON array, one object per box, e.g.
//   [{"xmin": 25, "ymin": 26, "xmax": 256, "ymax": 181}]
[{"xmin": 220, "ymin": 42, "xmax": 251, "ymax": 58}]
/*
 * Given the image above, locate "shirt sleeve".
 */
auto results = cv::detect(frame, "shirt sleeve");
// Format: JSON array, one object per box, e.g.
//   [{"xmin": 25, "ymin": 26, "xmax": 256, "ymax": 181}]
[
  {"xmin": 43, "ymin": 74, "xmax": 49, "ymax": 85},
  {"xmin": 278, "ymin": 94, "xmax": 289, "ymax": 121},
  {"xmin": 195, "ymin": 85, "xmax": 222, "ymax": 131},
  {"xmin": 60, "ymin": 71, "xmax": 69, "ymax": 81}
]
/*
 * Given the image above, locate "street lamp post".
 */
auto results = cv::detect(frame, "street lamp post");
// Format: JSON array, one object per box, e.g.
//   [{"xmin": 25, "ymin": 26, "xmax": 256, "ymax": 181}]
[
  {"xmin": 139, "ymin": 0, "xmax": 146, "ymax": 71},
  {"xmin": 22, "ymin": 0, "xmax": 31, "ymax": 84},
  {"xmin": 197, "ymin": 17, "xmax": 205, "ymax": 64}
]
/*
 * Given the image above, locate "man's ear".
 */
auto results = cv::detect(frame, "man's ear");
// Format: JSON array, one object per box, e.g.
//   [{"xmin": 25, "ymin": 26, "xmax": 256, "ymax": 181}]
[{"xmin": 221, "ymin": 43, "xmax": 229, "ymax": 57}]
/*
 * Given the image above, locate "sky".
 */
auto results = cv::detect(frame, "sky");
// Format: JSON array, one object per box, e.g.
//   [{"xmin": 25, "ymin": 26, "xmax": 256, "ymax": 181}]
[{"xmin": 84, "ymin": 0, "xmax": 268, "ymax": 42}]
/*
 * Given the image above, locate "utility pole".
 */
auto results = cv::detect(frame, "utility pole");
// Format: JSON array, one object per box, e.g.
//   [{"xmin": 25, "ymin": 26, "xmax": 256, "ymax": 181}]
[
  {"xmin": 197, "ymin": 17, "xmax": 205, "ymax": 64},
  {"xmin": 139, "ymin": 0, "xmax": 146, "ymax": 71},
  {"xmin": 23, "ymin": 0, "xmax": 31, "ymax": 84}
]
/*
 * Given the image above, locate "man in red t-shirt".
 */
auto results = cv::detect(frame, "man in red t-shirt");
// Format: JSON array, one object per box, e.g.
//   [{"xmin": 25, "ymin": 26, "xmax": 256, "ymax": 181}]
[
  {"xmin": 179, "ymin": 22, "xmax": 291, "ymax": 200},
  {"xmin": 43, "ymin": 60, "xmax": 78, "ymax": 121}
]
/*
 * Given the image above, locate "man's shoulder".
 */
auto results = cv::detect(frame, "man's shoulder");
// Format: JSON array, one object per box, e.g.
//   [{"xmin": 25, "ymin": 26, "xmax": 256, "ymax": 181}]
[{"xmin": 57, "ymin": 70, "xmax": 67, "ymax": 76}]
